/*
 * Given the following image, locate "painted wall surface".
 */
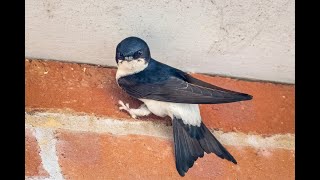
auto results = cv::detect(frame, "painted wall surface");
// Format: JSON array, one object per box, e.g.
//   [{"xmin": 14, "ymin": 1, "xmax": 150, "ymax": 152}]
[{"xmin": 26, "ymin": 0, "xmax": 295, "ymax": 83}]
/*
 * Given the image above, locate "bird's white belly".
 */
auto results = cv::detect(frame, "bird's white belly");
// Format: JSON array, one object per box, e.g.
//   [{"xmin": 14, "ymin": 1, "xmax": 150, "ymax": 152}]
[{"xmin": 139, "ymin": 99, "xmax": 202, "ymax": 126}]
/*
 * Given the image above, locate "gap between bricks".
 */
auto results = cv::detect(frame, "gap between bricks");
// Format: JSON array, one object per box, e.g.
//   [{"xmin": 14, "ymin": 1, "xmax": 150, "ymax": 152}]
[{"xmin": 25, "ymin": 111, "xmax": 294, "ymax": 180}]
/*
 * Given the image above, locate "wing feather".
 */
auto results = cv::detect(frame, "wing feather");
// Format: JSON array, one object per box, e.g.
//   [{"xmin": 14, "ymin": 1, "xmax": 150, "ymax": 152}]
[{"xmin": 118, "ymin": 75, "xmax": 252, "ymax": 104}]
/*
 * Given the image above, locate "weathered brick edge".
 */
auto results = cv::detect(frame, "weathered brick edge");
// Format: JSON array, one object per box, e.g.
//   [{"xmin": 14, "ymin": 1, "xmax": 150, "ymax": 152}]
[
  {"xmin": 26, "ymin": 112, "xmax": 294, "ymax": 179},
  {"xmin": 25, "ymin": 59, "xmax": 295, "ymax": 179},
  {"xmin": 25, "ymin": 129, "xmax": 49, "ymax": 177},
  {"xmin": 26, "ymin": 59, "xmax": 295, "ymax": 135}
]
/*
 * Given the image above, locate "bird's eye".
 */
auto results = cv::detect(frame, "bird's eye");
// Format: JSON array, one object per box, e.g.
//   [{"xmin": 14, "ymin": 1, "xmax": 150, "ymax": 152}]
[
  {"xmin": 133, "ymin": 50, "xmax": 143, "ymax": 59},
  {"xmin": 117, "ymin": 52, "xmax": 124, "ymax": 60}
]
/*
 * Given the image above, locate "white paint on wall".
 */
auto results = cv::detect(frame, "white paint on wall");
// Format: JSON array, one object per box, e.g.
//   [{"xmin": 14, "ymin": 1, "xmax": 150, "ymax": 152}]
[
  {"xmin": 26, "ymin": 112, "xmax": 295, "ymax": 150},
  {"xmin": 33, "ymin": 128, "xmax": 64, "ymax": 180},
  {"xmin": 26, "ymin": 0, "xmax": 295, "ymax": 83}
]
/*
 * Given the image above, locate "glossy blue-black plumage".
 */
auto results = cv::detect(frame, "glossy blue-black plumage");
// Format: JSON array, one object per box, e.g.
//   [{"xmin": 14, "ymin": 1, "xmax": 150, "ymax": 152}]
[
  {"xmin": 115, "ymin": 36, "xmax": 252, "ymax": 177},
  {"xmin": 173, "ymin": 117, "xmax": 237, "ymax": 176},
  {"xmin": 118, "ymin": 58, "xmax": 252, "ymax": 104},
  {"xmin": 115, "ymin": 37, "xmax": 151, "ymax": 64},
  {"xmin": 123, "ymin": 58, "xmax": 185, "ymax": 83}
]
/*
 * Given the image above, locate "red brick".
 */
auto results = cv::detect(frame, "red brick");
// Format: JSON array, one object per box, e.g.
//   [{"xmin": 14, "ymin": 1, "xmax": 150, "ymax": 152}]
[
  {"xmin": 193, "ymin": 74, "xmax": 294, "ymax": 134},
  {"xmin": 26, "ymin": 59, "xmax": 294, "ymax": 135},
  {"xmin": 56, "ymin": 131, "xmax": 294, "ymax": 180},
  {"xmin": 25, "ymin": 128, "xmax": 48, "ymax": 177}
]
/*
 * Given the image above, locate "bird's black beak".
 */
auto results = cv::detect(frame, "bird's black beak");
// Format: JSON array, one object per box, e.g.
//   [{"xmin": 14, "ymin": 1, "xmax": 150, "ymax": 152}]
[
  {"xmin": 117, "ymin": 56, "xmax": 134, "ymax": 65},
  {"xmin": 124, "ymin": 56, "xmax": 134, "ymax": 61}
]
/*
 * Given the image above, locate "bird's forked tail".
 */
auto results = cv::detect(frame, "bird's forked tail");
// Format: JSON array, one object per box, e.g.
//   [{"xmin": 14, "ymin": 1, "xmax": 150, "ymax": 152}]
[{"xmin": 173, "ymin": 117, "xmax": 237, "ymax": 176}]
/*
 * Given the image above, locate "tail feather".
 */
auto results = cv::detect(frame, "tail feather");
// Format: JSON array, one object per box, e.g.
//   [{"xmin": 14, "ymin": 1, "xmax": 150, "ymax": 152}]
[
  {"xmin": 173, "ymin": 118, "xmax": 204, "ymax": 176},
  {"xmin": 198, "ymin": 123, "xmax": 237, "ymax": 164},
  {"xmin": 173, "ymin": 117, "xmax": 237, "ymax": 176}
]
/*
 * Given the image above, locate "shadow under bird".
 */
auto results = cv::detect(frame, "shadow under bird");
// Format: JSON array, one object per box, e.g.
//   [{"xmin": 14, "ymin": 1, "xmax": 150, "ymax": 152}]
[{"xmin": 114, "ymin": 36, "xmax": 253, "ymax": 176}]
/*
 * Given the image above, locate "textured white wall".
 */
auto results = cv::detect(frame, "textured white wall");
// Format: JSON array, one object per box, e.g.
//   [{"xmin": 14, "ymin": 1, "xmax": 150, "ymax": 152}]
[{"xmin": 26, "ymin": 0, "xmax": 295, "ymax": 83}]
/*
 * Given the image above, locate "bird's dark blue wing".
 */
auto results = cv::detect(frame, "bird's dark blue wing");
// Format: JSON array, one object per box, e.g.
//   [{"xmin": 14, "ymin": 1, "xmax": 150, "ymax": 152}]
[{"xmin": 117, "ymin": 72, "xmax": 252, "ymax": 104}]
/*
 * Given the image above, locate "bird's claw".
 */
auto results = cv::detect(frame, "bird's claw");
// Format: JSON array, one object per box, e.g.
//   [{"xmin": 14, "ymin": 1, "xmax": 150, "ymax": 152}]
[{"xmin": 118, "ymin": 100, "xmax": 137, "ymax": 119}]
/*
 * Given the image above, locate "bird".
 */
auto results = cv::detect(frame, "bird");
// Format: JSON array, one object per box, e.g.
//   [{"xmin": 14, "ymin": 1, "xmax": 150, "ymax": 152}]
[{"xmin": 115, "ymin": 36, "xmax": 253, "ymax": 176}]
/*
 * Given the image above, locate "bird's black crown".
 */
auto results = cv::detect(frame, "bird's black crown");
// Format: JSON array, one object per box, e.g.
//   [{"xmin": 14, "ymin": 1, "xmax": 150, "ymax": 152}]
[{"xmin": 115, "ymin": 37, "xmax": 151, "ymax": 64}]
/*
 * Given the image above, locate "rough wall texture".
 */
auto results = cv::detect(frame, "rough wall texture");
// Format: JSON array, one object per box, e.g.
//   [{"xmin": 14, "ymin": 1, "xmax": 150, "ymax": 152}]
[
  {"xmin": 25, "ymin": 59, "xmax": 294, "ymax": 135},
  {"xmin": 25, "ymin": 0, "xmax": 295, "ymax": 83},
  {"xmin": 25, "ymin": 59, "xmax": 295, "ymax": 179}
]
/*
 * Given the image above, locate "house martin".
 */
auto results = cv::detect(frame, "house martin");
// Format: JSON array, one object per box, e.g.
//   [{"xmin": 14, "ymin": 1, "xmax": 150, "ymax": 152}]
[{"xmin": 115, "ymin": 36, "xmax": 253, "ymax": 176}]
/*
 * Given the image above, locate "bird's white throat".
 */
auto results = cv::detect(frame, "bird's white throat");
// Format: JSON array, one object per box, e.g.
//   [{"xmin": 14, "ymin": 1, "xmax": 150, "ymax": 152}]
[{"xmin": 116, "ymin": 58, "xmax": 148, "ymax": 80}]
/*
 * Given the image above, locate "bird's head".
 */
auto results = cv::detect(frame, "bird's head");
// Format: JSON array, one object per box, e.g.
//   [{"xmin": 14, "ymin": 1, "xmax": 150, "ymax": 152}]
[{"xmin": 115, "ymin": 37, "xmax": 151, "ymax": 65}]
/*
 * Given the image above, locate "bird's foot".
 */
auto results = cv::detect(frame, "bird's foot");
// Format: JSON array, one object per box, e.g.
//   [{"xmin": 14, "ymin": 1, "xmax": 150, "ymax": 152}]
[{"xmin": 118, "ymin": 100, "xmax": 137, "ymax": 119}]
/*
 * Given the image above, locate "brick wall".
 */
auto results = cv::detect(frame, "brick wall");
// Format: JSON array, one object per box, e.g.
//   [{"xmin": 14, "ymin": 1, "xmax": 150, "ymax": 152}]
[{"xmin": 25, "ymin": 59, "xmax": 295, "ymax": 179}]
